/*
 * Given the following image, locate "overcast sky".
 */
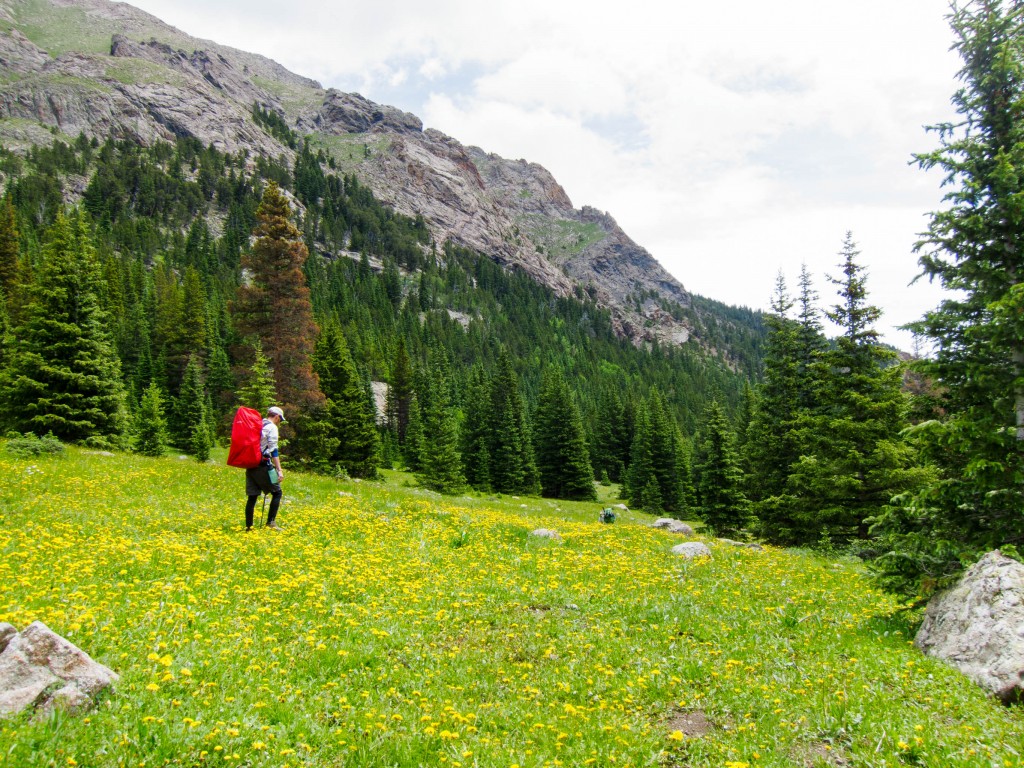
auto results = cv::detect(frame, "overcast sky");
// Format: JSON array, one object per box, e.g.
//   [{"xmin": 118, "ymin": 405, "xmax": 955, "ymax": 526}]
[{"xmin": 126, "ymin": 0, "xmax": 963, "ymax": 348}]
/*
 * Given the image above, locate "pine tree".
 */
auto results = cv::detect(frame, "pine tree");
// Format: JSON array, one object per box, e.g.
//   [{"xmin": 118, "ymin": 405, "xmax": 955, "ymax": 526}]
[
  {"xmin": 695, "ymin": 400, "xmax": 750, "ymax": 536},
  {"xmin": 404, "ymin": 393, "xmax": 424, "ymax": 472},
  {"xmin": 871, "ymin": 0, "xmax": 1024, "ymax": 595},
  {"xmin": 460, "ymin": 365, "xmax": 492, "ymax": 491},
  {"xmin": 134, "ymin": 382, "xmax": 168, "ymax": 457},
  {"xmin": 1, "ymin": 210, "xmax": 126, "ymax": 444},
  {"xmin": 385, "ymin": 336, "xmax": 414, "ymax": 444},
  {"xmin": 313, "ymin": 319, "xmax": 380, "ymax": 478},
  {"xmin": 0, "ymin": 196, "xmax": 20, "ymax": 297},
  {"xmin": 624, "ymin": 402, "xmax": 656, "ymax": 510},
  {"xmin": 417, "ymin": 362, "xmax": 465, "ymax": 493},
  {"xmin": 488, "ymin": 350, "xmax": 538, "ymax": 494},
  {"xmin": 533, "ymin": 367, "xmax": 597, "ymax": 500},
  {"xmin": 591, "ymin": 387, "xmax": 629, "ymax": 482},
  {"xmin": 173, "ymin": 354, "xmax": 208, "ymax": 452},
  {"xmin": 745, "ymin": 274, "xmax": 805, "ymax": 540},
  {"xmin": 784, "ymin": 234, "xmax": 922, "ymax": 546},
  {"xmin": 237, "ymin": 339, "xmax": 277, "ymax": 414},
  {"xmin": 231, "ymin": 182, "xmax": 323, "ymax": 412}
]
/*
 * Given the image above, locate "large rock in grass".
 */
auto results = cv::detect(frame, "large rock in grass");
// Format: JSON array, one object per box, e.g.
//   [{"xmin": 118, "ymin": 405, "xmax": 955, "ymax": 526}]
[
  {"xmin": 672, "ymin": 542, "xmax": 712, "ymax": 560},
  {"xmin": 652, "ymin": 518, "xmax": 695, "ymax": 535},
  {"xmin": 915, "ymin": 551, "xmax": 1024, "ymax": 704},
  {"xmin": 0, "ymin": 622, "xmax": 118, "ymax": 718}
]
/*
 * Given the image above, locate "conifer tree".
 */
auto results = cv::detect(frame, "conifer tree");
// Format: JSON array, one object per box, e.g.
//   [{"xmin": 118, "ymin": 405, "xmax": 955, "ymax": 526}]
[
  {"xmin": 624, "ymin": 402, "xmax": 657, "ymax": 511},
  {"xmin": 784, "ymin": 234, "xmax": 921, "ymax": 545},
  {"xmin": 0, "ymin": 196, "xmax": 20, "ymax": 297},
  {"xmin": 488, "ymin": 350, "xmax": 538, "ymax": 494},
  {"xmin": 871, "ymin": 0, "xmax": 1024, "ymax": 595},
  {"xmin": 695, "ymin": 400, "xmax": 750, "ymax": 536},
  {"xmin": 460, "ymin": 365, "xmax": 492, "ymax": 491},
  {"xmin": 533, "ymin": 367, "xmax": 597, "ymax": 500},
  {"xmin": 385, "ymin": 336, "xmax": 414, "ymax": 444},
  {"xmin": 592, "ymin": 388, "xmax": 629, "ymax": 482},
  {"xmin": 174, "ymin": 354, "xmax": 208, "ymax": 452},
  {"xmin": 404, "ymin": 393, "xmax": 424, "ymax": 472},
  {"xmin": 745, "ymin": 274, "xmax": 805, "ymax": 539},
  {"xmin": 231, "ymin": 182, "xmax": 323, "ymax": 412},
  {"xmin": 416, "ymin": 362, "xmax": 465, "ymax": 493},
  {"xmin": 313, "ymin": 319, "xmax": 380, "ymax": 478},
  {"xmin": 134, "ymin": 382, "xmax": 167, "ymax": 457},
  {"xmin": 237, "ymin": 339, "xmax": 277, "ymax": 414},
  {"xmin": 1, "ymin": 210, "xmax": 126, "ymax": 444}
]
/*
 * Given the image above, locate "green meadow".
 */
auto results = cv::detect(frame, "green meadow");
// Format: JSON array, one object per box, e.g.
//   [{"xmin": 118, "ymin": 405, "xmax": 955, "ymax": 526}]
[{"xmin": 0, "ymin": 447, "xmax": 1020, "ymax": 767}]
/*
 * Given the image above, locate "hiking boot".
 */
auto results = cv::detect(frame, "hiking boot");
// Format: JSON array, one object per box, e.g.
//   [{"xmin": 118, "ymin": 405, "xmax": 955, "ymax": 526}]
[
  {"xmin": 244, "ymin": 526, "xmax": 253, "ymax": 533},
  {"xmin": 266, "ymin": 521, "xmax": 283, "ymax": 530}
]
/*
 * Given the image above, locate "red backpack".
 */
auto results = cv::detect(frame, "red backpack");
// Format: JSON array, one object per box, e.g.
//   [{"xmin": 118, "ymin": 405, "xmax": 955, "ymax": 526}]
[{"xmin": 227, "ymin": 407, "xmax": 264, "ymax": 468}]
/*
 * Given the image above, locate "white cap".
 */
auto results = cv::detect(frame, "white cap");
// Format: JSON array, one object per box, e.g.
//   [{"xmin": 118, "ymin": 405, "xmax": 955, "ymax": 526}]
[{"xmin": 268, "ymin": 406, "xmax": 286, "ymax": 422}]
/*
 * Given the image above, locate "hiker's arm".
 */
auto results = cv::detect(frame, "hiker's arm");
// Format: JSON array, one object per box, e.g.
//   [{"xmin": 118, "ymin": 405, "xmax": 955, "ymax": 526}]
[{"xmin": 273, "ymin": 455, "xmax": 283, "ymax": 479}]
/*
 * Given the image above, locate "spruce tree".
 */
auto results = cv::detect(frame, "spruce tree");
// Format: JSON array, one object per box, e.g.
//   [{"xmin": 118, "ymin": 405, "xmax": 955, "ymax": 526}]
[
  {"xmin": 313, "ymin": 319, "xmax": 380, "ymax": 478},
  {"xmin": 695, "ymin": 400, "xmax": 750, "ymax": 536},
  {"xmin": 785, "ymin": 234, "xmax": 921, "ymax": 546},
  {"xmin": 1, "ymin": 210, "xmax": 126, "ymax": 444},
  {"xmin": 533, "ymin": 367, "xmax": 597, "ymax": 500},
  {"xmin": 231, "ymin": 182, "xmax": 324, "ymax": 412},
  {"xmin": 385, "ymin": 336, "xmax": 414, "ymax": 445},
  {"xmin": 592, "ymin": 388, "xmax": 629, "ymax": 482},
  {"xmin": 488, "ymin": 350, "xmax": 538, "ymax": 495},
  {"xmin": 134, "ymin": 382, "xmax": 168, "ymax": 457},
  {"xmin": 871, "ymin": 0, "xmax": 1024, "ymax": 595},
  {"xmin": 460, "ymin": 365, "xmax": 492, "ymax": 491},
  {"xmin": 237, "ymin": 339, "xmax": 277, "ymax": 414},
  {"xmin": 0, "ymin": 196, "xmax": 20, "ymax": 297},
  {"xmin": 416, "ymin": 362, "xmax": 465, "ymax": 493}
]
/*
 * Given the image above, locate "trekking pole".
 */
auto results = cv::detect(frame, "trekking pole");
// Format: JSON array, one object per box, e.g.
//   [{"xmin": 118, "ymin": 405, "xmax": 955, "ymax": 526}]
[{"xmin": 260, "ymin": 492, "xmax": 268, "ymax": 527}]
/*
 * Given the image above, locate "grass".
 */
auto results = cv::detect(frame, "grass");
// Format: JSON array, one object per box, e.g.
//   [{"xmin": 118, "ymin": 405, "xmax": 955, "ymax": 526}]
[
  {"xmin": 521, "ymin": 215, "xmax": 607, "ymax": 263},
  {"xmin": 0, "ymin": 446, "xmax": 1020, "ymax": 767},
  {"xmin": 306, "ymin": 133, "xmax": 392, "ymax": 174}
]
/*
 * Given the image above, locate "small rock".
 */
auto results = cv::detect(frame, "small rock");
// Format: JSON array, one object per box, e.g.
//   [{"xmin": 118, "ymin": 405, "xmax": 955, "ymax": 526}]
[
  {"xmin": 613, "ymin": 504, "xmax": 629, "ymax": 511},
  {"xmin": 718, "ymin": 538, "xmax": 764, "ymax": 551},
  {"xmin": 672, "ymin": 542, "xmax": 712, "ymax": 560},
  {"xmin": 652, "ymin": 518, "xmax": 695, "ymax": 535},
  {"xmin": 531, "ymin": 528, "xmax": 563, "ymax": 541}
]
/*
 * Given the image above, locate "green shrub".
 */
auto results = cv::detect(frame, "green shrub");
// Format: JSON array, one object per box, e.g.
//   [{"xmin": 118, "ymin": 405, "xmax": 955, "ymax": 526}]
[{"xmin": 4, "ymin": 431, "xmax": 65, "ymax": 457}]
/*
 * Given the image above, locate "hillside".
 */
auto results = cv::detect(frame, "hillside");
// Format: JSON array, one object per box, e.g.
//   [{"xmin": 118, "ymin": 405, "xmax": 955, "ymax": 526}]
[
  {"xmin": 0, "ymin": 446, "xmax": 1020, "ymax": 766},
  {"xmin": 0, "ymin": 0, "xmax": 753, "ymax": 351}
]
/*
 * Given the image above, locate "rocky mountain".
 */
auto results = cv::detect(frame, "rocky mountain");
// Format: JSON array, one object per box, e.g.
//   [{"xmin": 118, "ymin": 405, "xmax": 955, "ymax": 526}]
[{"xmin": 0, "ymin": 0, "xmax": 722, "ymax": 347}]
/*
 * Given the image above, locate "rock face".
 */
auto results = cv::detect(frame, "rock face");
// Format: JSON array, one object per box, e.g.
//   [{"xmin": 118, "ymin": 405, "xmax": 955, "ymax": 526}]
[
  {"xmin": 915, "ymin": 551, "xmax": 1024, "ymax": 704},
  {"xmin": 0, "ymin": 621, "xmax": 119, "ymax": 718},
  {"xmin": 0, "ymin": 0, "xmax": 742, "ymax": 349}
]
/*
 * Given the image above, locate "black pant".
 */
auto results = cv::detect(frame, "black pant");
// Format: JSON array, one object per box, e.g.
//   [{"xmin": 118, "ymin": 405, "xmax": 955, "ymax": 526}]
[{"xmin": 245, "ymin": 491, "xmax": 281, "ymax": 527}]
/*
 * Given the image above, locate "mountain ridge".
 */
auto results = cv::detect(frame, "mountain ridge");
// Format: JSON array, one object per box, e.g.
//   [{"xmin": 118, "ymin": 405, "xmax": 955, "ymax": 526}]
[{"xmin": 0, "ymin": 0, "xmax": 742, "ymax": 350}]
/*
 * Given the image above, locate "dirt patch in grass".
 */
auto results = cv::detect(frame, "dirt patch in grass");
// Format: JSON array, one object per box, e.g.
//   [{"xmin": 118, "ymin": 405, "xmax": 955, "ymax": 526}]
[
  {"xmin": 793, "ymin": 741, "xmax": 850, "ymax": 767},
  {"xmin": 665, "ymin": 710, "xmax": 714, "ymax": 738}
]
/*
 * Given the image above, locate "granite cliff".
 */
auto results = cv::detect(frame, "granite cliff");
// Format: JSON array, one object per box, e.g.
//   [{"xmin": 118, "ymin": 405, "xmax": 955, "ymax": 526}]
[{"xmin": 0, "ymin": 0, "xmax": 709, "ymax": 346}]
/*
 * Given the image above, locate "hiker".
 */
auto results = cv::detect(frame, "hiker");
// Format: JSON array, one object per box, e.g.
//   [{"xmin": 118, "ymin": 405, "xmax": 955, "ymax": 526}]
[{"xmin": 245, "ymin": 406, "xmax": 286, "ymax": 531}]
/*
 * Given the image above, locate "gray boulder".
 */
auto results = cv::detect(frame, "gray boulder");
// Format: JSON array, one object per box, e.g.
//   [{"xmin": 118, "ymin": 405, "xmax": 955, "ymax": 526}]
[
  {"xmin": 672, "ymin": 542, "xmax": 712, "ymax": 560},
  {"xmin": 0, "ymin": 622, "xmax": 119, "ymax": 718},
  {"xmin": 915, "ymin": 551, "xmax": 1024, "ymax": 703},
  {"xmin": 652, "ymin": 518, "xmax": 696, "ymax": 535},
  {"xmin": 718, "ymin": 538, "xmax": 765, "ymax": 552}
]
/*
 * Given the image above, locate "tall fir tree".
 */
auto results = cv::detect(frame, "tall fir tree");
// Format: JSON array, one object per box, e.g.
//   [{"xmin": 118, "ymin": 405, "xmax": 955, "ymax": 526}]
[
  {"xmin": 237, "ymin": 339, "xmax": 277, "ymax": 414},
  {"xmin": 0, "ymin": 196, "xmax": 20, "ymax": 297},
  {"xmin": 231, "ymin": 182, "xmax": 324, "ymax": 413},
  {"xmin": 695, "ymin": 400, "xmax": 750, "ymax": 537},
  {"xmin": 313, "ymin": 319, "xmax": 380, "ymax": 478},
  {"xmin": 416, "ymin": 360, "xmax": 465, "ymax": 493},
  {"xmin": 134, "ymin": 382, "xmax": 168, "ymax": 457},
  {"xmin": 784, "ymin": 234, "xmax": 922, "ymax": 546},
  {"xmin": 385, "ymin": 336, "xmax": 414, "ymax": 445},
  {"xmin": 1, "ymin": 210, "xmax": 126, "ymax": 444},
  {"xmin": 460, "ymin": 364, "xmax": 492, "ymax": 491},
  {"xmin": 487, "ymin": 350, "xmax": 538, "ymax": 495},
  {"xmin": 533, "ymin": 367, "xmax": 597, "ymax": 500},
  {"xmin": 871, "ymin": 0, "xmax": 1024, "ymax": 596}
]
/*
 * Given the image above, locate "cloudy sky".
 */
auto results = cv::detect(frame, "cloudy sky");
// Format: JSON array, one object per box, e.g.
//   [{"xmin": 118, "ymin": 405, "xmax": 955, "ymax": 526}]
[{"xmin": 127, "ymin": 0, "xmax": 963, "ymax": 347}]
